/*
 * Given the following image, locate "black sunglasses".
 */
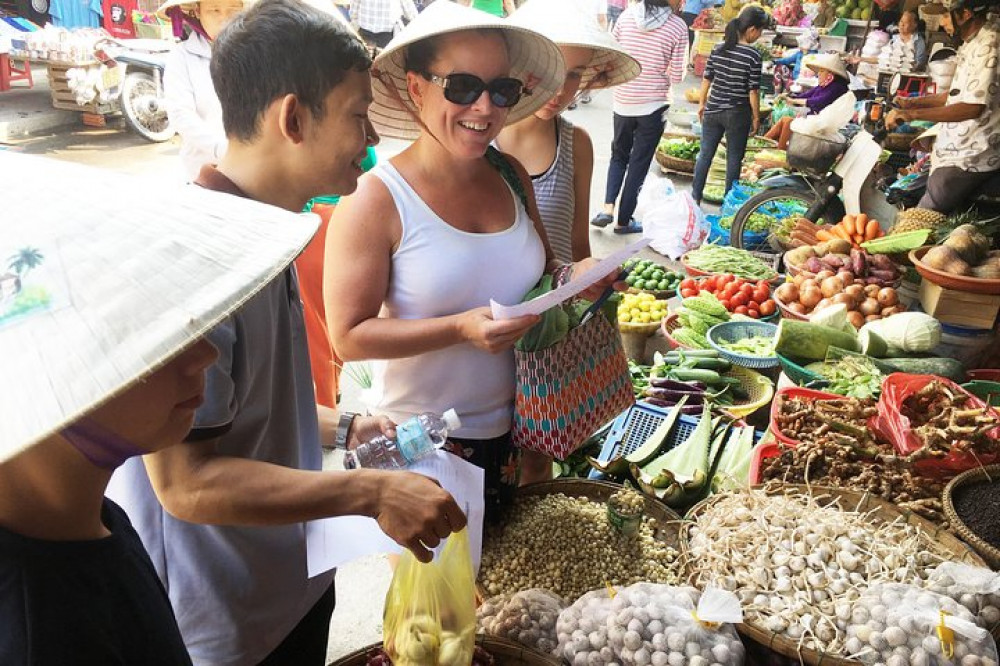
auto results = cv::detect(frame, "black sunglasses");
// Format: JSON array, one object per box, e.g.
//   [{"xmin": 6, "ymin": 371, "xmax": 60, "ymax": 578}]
[{"xmin": 423, "ymin": 72, "xmax": 527, "ymax": 108}]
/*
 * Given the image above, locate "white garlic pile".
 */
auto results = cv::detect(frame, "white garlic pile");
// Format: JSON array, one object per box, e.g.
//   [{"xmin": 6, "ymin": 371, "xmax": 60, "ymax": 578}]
[
  {"xmin": 477, "ymin": 589, "xmax": 565, "ymax": 655},
  {"xmin": 556, "ymin": 584, "xmax": 745, "ymax": 666},
  {"xmin": 844, "ymin": 584, "xmax": 999, "ymax": 666}
]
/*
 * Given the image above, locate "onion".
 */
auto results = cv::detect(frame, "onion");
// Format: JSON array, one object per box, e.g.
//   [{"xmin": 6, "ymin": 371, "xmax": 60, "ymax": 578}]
[
  {"xmin": 844, "ymin": 284, "xmax": 865, "ymax": 304},
  {"xmin": 881, "ymin": 306, "xmax": 902, "ymax": 317},
  {"xmin": 877, "ymin": 288, "xmax": 899, "ymax": 307},
  {"xmin": 832, "ymin": 293, "xmax": 854, "ymax": 306},
  {"xmin": 864, "ymin": 284, "xmax": 880, "ymax": 298},
  {"xmin": 859, "ymin": 297, "xmax": 881, "ymax": 317},
  {"xmin": 815, "ymin": 297, "xmax": 832, "ymax": 312},
  {"xmin": 792, "ymin": 274, "xmax": 807, "ymax": 287},
  {"xmin": 787, "ymin": 301, "xmax": 807, "ymax": 315},
  {"xmin": 801, "ymin": 278, "xmax": 820, "ymax": 292},
  {"xmin": 837, "ymin": 270, "xmax": 855, "ymax": 284},
  {"xmin": 799, "ymin": 286, "xmax": 822, "ymax": 310},
  {"xmin": 847, "ymin": 311, "xmax": 865, "ymax": 329},
  {"xmin": 775, "ymin": 283, "xmax": 799, "ymax": 303},
  {"xmin": 820, "ymin": 276, "xmax": 845, "ymax": 298},
  {"xmin": 816, "ymin": 269, "xmax": 836, "ymax": 281},
  {"xmin": 865, "ymin": 314, "xmax": 882, "ymax": 323}
]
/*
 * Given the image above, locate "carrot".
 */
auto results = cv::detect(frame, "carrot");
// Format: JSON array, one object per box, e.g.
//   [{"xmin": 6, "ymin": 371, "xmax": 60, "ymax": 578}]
[
  {"xmin": 831, "ymin": 225, "xmax": 850, "ymax": 241},
  {"xmin": 795, "ymin": 218, "xmax": 822, "ymax": 234},
  {"xmin": 841, "ymin": 214, "xmax": 856, "ymax": 230},
  {"xmin": 853, "ymin": 233, "xmax": 865, "ymax": 245},
  {"xmin": 865, "ymin": 219, "xmax": 882, "ymax": 240},
  {"xmin": 854, "ymin": 214, "xmax": 868, "ymax": 236},
  {"xmin": 816, "ymin": 229, "xmax": 835, "ymax": 242}
]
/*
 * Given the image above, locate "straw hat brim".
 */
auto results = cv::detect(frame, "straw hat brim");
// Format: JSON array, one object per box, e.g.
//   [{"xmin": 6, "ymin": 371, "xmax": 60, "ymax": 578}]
[
  {"xmin": 155, "ymin": 0, "xmax": 250, "ymax": 20},
  {"xmin": 803, "ymin": 53, "xmax": 849, "ymax": 80},
  {"xmin": 0, "ymin": 153, "xmax": 318, "ymax": 461},
  {"xmin": 508, "ymin": 0, "xmax": 640, "ymax": 91},
  {"xmin": 370, "ymin": 1, "xmax": 566, "ymax": 141}
]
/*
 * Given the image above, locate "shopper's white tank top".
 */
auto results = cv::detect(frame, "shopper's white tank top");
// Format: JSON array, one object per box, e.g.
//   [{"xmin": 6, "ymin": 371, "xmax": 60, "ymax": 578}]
[{"xmin": 364, "ymin": 161, "xmax": 547, "ymax": 439}]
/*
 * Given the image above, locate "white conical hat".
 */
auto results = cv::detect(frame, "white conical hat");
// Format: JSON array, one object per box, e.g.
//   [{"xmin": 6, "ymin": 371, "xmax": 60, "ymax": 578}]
[
  {"xmin": 508, "ymin": 0, "xmax": 640, "ymax": 90},
  {"xmin": 803, "ymin": 52, "xmax": 850, "ymax": 80},
  {"xmin": 0, "ymin": 153, "xmax": 318, "ymax": 461},
  {"xmin": 370, "ymin": 0, "xmax": 565, "ymax": 140}
]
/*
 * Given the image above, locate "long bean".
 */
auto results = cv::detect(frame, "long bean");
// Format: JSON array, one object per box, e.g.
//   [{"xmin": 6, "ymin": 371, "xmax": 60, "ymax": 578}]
[{"xmin": 685, "ymin": 245, "xmax": 778, "ymax": 280}]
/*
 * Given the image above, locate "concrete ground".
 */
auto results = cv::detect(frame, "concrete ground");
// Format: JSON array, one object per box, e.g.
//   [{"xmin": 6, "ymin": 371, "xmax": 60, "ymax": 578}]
[{"xmin": 1, "ymin": 72, "xmax": 703, "ymax": 663}]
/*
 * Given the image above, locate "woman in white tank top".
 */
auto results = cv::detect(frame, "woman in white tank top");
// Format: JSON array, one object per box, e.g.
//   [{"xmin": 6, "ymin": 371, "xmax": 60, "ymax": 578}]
[
  {"xmin": 325, "ymin": 2, "xmax": 619, "ymax": 519},
  {"xmin": 496, "ymin": 0, "xmax": 640, "ymax": 264}
]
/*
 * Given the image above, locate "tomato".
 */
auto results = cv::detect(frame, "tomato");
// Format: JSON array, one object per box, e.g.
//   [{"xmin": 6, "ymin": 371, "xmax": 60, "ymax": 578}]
[
  {"xmin": 717, "ymin": 274, "xmax": 734, "ymax": 287},
  {"xmin": 703, "ymin": 277, "xmax": 718, "ymax": 291},
  {"xmin": 679, "ymin": 278, "xmax": 698, "ymax": 291},
  {"xmin": 680, "ymin": 288, "xmax": 699, "ymax": 299},
  {"xmin": 734, "ymin": 305, "xmax": 749, "ymax": 315},
  {"xmin": 747, "ymin": 300, "xmax": 760, "ymax": 310},
  {"xmin": 731, "ymin": 293, "xmax": 749, "ymax": 308},
  {"xmin": 720, "ymin": 299, "xmax": 732, "ymax": 310},
  {"xmin": 722, "ymin": 283, "xmax": 739, "ymax": 299},
  {"xmin": 760, "ymin": 299, "xmax": 777, "ymax": 316},
  {"xmin": 740, "ymin": 283, "xmax": 755, "ymax": 297},
  {"xmin": 750, "ymin": 286, "xmax": 767, "ymax": 303},
  {"xmin": 747, "ymin": 308, "xmax": 760, "ymax": 319}
]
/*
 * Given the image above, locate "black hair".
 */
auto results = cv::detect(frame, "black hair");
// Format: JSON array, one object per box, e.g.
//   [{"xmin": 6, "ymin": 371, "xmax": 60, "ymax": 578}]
[
  {"xmin": 211, "ymin": 0, "xmax": 371, "ymax": 142},
  {"xmin": 720, "ymin": 6, "xmax": 770, "ymax": 52},
  {"xmin": 403, "ymin": 28, "xmax": 508, "ymax": 76}
]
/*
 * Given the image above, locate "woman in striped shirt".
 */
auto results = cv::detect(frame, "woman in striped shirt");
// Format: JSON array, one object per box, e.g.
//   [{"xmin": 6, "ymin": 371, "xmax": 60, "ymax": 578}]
[
  {"xmin": 590, "ymin": 0, "xmax": 688, "ymax": 234},
  {"xmin": 691, "ymin": 6, "xmax": 770, "ymax": 205},
  {"xmin": 498, "ymin": 0, "xmax": 639, "ymax": 262}
]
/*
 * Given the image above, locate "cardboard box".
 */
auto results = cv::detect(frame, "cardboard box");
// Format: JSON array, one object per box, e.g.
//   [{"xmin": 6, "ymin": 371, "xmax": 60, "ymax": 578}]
[{"xmin": 919, "ymin": 279, "xmax": 1000, "ymax": 330}]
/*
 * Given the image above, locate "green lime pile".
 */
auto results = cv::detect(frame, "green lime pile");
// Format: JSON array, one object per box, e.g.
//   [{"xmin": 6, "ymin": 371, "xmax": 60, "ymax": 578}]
[{"xmin": 623, "ymin": 258, "xmax": 685, "ymax": 293}]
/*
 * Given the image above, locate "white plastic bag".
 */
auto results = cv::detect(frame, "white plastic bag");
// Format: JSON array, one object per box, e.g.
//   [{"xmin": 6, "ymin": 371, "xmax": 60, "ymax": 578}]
[
  {"xmin": 925, "ymin": 563, "xmax": 1000, "ymax": 631},
  {"xmin": 791, "ymin": 91, "xmax": 857, "ymax": 140},
  {"xmin": 844, "ymin": 583, "xmax": 999, "ymax": 666},
  {"xmin": 640, "ymin": 191, "xmax": 710, "ymax": 260},
  {"xmin": 476, "ymin": 588, "xmax": 566, "ymax": 655},
  {"xmin": 633, "ymin": 172, "xmax": 676, "ymax": 223}
]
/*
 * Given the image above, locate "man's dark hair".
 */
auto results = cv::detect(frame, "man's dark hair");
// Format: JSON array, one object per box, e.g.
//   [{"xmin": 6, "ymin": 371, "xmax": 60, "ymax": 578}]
[{"xmin": 211, "ymin": 0, "xmax": 372, "ymax": 142}]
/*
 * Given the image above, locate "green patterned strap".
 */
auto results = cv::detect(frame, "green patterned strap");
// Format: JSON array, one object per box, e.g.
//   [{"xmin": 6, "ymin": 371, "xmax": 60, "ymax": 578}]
[{"xmin": 485, "ymin": 146, "xmax": 529, "ymax": 211}]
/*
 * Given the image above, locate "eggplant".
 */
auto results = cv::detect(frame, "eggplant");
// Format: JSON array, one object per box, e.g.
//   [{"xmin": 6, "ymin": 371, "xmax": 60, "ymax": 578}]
[
  {"xmin": 642, "ymin": 398, "xmax": 706, "ymax": 415},
  {"xmin": 644, "ymin": 387, "xmax": 706, "ymax": 403},
  {"xmin": 649, "ymin": 378, "xmax": 708, "ymax": 392}
]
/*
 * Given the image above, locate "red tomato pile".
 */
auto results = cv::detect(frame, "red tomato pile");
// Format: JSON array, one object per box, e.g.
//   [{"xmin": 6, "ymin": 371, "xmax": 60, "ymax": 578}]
[{"xmin": 679, "ymin": 275, "xmax": 777, "ymax": 319}]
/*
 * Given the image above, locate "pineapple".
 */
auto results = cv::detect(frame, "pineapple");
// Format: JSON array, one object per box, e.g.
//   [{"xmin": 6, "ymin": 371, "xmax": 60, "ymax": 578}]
[{"xmin": 889, "ymin": 208, "xmax": 946, "ymax": 234}]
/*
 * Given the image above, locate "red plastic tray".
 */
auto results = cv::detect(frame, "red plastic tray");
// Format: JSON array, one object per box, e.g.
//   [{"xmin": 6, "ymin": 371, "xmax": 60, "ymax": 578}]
[
  {"xmin": 768, "ymin": 386, "xmax": 849, "ymax": 448},
  {"xmin": 748, "ymin": 439, "xmax": 783, "ymax": 485}
]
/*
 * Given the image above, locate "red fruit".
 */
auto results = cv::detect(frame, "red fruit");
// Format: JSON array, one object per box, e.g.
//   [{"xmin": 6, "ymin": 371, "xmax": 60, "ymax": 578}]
[
  {"xmin": 680, "ymin": 278, "xmax": 698, "ymax": 291},
  {"xmin": 731, "ymin": 293, "xmax": 749, "ymax": 308},
  {"xmin": 681, "ymin": 288, "xmax": 699, "ymax": 298},
  {"xmin": 760, "ymin": 299, "xmax": 777, "ymax": 316},
  {"xmin": 722, "ymin": 283, "xmax": 740, "ymax": 299},
  {"xmin": 735, "ymin": 305, "xmax": 749, "ymax": 315},
  {"xmin": 740, "ymin": 283, "xmax": 755, "ymax": 297},
  {"xmin": 747, "ymin": 308, "xmax": 760, "ymax": 319},
  {"xmin": 753, "ymin": 286, "xmax": 770, "ymax": 303},
  {"xmin": 704, "ymin": 277, "xmax": 718, "ymax": 291},
  {"xmin": 720, "ymin": 299, "xmax": 732, "ymax": 310}
]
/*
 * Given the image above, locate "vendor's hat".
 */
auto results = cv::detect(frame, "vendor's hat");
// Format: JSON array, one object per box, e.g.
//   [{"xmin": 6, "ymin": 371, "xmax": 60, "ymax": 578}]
[
  {"xmin": 508, "ymin": 0, "xmax": 640, "ymax": 91},
  {"xmin": 156, "ymin": 0, "xmax": 247, "ymax": 19},
  {"xmin": 911, "ymin": 125, "xmax": 939, "ymax": 152},
  {"xmin": 803, "ymin": 52, "xmax": 850, "ymax": 80},
  {"xmin": 0, "ymin": 153, "xmax": 318, "ymax": 462},
  {"xmin": 370, "ymin": 0, "xmax": 565, "ymax": 140}
]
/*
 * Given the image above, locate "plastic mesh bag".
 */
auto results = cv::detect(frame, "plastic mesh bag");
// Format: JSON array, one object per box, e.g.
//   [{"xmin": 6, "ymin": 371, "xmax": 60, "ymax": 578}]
[
  {"xmin": 557, "ymin": 584, "xmax": 745, "ymax": 666},
  {"xmin": 844, "ymin": 583, "xmax": 998, "ymax": 666},
  {"xmin": 925, "ymin": 563, "xmax": 1000, "ymax": 632},
  {"xmin": 383, "ymin": 528, "xmax": 477, "ymax": 666},
  {"xmin": 476, "ymin": 588, "xmax": 566, "ymax": 655}
]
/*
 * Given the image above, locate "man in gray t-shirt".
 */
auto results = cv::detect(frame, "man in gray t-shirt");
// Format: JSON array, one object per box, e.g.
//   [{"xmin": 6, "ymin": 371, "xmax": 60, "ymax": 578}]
[{"xmin": 107, "ymin": 2, "xmax": 466, "ymax": 664}]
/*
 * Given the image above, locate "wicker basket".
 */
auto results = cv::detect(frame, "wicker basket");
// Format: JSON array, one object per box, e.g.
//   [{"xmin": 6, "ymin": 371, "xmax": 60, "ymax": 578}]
[
  {"xmin": 328, "ymin": 636, "xmax": 561, "ymax": 666},
  {"xmin": 681, "ymin": 484, "xmax": 989, "ymax": 666},
  {"xmin": 943, "ymin": 464, "xmax": 1000, "ymax": 570},
  {"xmin": 885, "ymin": 132, "xmax": 918, "ymax": 152},
  {"xmin": 655, "ymin": 150, "xmax": 696, "ymax": 174},
  {"xmin": 517, "ymin": 479, "xmax": 683, "ymax": 531}
]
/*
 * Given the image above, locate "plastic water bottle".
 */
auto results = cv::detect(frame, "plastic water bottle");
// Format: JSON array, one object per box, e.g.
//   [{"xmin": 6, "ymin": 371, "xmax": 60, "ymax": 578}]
[{"xmin": 344, "ymin": 409, "xmax": 462, "ymax": 470}]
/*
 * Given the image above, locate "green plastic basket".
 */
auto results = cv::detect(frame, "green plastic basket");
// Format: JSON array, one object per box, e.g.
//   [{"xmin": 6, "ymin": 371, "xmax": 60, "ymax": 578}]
[
  {"xmin": 776, "ymin": 353, "xmax": 827, "ymax": 386},
  {"xmin": 963, "ymin": 380, "xmax": 1000, "ymax": 407}
]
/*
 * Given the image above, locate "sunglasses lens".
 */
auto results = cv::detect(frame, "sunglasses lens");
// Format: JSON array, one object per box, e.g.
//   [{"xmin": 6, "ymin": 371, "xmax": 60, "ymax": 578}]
[
  {"xmin": 443, "ymin": 74, "xmax": 485, "ymax": 105},
  {"xmin": 489, "ymin": 78, "xmax": 523, "ymax": 108}
]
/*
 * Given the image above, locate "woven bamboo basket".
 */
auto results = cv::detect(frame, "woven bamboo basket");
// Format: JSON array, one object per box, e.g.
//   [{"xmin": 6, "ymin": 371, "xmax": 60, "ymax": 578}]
[
  {"xmin": 680, "ymin": 483, "xmax": 989, "ymax": 666},
  {"xmin": 655, "ymin": 150, "xmax": 696, "ymax": 174},
  {"xmin": 328, "ymin": 635, "xmax": 560, "ymax": 666},
  {"xmin": 943, "ymin": 464, "xmax": 1000, "ymax": 570}
]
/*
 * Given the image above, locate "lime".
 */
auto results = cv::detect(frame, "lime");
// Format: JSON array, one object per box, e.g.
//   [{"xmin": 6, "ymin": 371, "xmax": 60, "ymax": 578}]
[
  {"xmin": 644, "ymin": 279, "xmax": 658, "ymax": 290},
  {"xmin": 658, "ymin": 280, "xmax": 670, "ymax": 290}
]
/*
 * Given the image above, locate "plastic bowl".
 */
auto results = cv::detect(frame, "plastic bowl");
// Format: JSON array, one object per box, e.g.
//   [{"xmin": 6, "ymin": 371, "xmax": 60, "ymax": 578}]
[
  {"xmin": 706, "ymin": 321, "xmax": 780, "ymax": 370},
  {"xmin": 909, "ymin": 246, "xmax": 1000, "ymax": 295}
]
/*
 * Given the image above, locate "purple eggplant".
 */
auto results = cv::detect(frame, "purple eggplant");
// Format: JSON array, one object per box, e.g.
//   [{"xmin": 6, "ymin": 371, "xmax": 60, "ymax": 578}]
[
  {"xmin": 649, "ymin": 378, "xmax": 708, "ymax": 392},
  {"xmin": 645, "ymin": 387, "xmax": 706, "ymax": 404}
]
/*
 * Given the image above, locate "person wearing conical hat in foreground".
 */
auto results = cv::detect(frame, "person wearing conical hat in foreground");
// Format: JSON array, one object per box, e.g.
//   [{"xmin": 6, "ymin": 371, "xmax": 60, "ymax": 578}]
[
  {"xmin": 106, "ymin": 1, "xmax": 466, "ymax": 664},
  {"xmin": 0, "ymin": 152, "xmax": 317, "ymax": 664},
  {"xmin": 765, "ymin": 52, "xmax": 851, "ymax": 149},
  {"xmin": 159, "ymin": 0, "xmax": 247, "ymax": 181},
  {"xmin": 325, "ymin": 1, "xmax": 621, "ymax": 514}
]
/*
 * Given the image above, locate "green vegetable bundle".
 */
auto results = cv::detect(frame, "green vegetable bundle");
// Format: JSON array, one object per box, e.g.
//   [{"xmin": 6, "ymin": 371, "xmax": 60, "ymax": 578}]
[
  {"xmin": 683, "ymin": 244, "xmax": 778, "ymax": 281},
  {"xmin": 657, "ymin": 137, "xmax": 700, "ymax": 161},
  {"xmin": 515, "ymin": 275, "xmax": 614, "ymax": 352}
]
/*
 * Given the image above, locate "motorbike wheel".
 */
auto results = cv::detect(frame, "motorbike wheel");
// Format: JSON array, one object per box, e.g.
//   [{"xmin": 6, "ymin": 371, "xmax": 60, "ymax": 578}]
[
  {"xmin": 730, "ymin": 186, "xmax": 845, "ymax": 254},
  {"xmin": 120, "ymin": 71, "xmax": 175, "ymax": 143}
]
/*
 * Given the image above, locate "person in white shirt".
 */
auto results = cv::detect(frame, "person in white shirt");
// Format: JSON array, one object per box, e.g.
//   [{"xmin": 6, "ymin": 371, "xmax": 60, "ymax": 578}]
[
  {"xmin": 160, "ymin": 0, "xmax": 245, "ymax": 181},
  {"xmin": 886, "ymin": 0, "xmax": 999, "ymax": 213},
  {"xmin": 350, "ymin": 0, "xmax": 417, "ymax": 49},
  {"xmin": 572, "ymin": 0, "xmax": 607, "ymax": 106}
]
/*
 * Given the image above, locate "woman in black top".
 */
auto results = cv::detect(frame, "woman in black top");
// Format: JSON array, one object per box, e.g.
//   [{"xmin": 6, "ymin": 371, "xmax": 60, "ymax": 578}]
[{"xmin": 691, "ymin": 6, "xmax": 771, "ymax": 205}]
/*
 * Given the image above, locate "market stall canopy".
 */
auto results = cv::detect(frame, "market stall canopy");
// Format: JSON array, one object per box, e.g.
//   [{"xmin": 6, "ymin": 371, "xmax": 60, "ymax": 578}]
[{"xmin": 0, "ymin": 153, "xmax": 318, "ymax": 461}]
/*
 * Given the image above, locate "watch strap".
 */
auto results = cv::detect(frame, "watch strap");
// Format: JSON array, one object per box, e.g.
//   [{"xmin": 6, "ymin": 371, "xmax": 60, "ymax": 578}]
[{"xmin": 334, "ymin": 412, "xmax": 358, "ymax": 450}]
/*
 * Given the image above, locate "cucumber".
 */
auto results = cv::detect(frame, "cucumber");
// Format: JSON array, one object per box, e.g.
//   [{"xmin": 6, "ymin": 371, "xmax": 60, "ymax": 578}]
[
  {"xmin": 871, "ymin": 357, "xmax": 967, "ymax": 382},
  {"xmin": 775, "ymin": 319, "xmax": 860, "ymax": 362},
  {"xmin": 668, "ymin": 368, "xmax": 724, "ymax": 384}
]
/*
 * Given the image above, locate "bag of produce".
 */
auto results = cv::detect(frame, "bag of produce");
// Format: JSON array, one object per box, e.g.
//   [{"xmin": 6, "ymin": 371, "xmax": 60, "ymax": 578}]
[
  {"xmin": 641, "ymin": 191, "xmax": 711, "ymax": 261},
  {"xmin": 383, "ymin": 528, "xmax": 477, "ymax": 666},
  {"xmin": 476, "ymin": 588, "xmax": 566, "ymax": 655},
  {"xmin": 844, "ymin": 583, "xmax": 999, "ymax": 666},
  {"xmin": 557, "ymin": 584, "xmax": 746, "ymax": 666},
  {"xmin": 873, "ymin": 374, "xmax": 1000, "ymax": 479},
  {"xmin": 925, "ymin": 563, "xmax": 1000, "ymax": 631}
]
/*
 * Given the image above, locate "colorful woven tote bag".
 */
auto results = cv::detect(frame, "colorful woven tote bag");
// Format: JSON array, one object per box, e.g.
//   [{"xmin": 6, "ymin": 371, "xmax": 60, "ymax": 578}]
[{"xmin": 512, "ymin": 312, "xmax": 634, "ymax": 459}]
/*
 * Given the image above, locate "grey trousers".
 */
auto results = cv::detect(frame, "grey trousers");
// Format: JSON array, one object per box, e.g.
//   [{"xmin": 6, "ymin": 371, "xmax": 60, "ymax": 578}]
[{"xmin": 919, "ymin": 166, "xmax": 1000, "ymax": 214}]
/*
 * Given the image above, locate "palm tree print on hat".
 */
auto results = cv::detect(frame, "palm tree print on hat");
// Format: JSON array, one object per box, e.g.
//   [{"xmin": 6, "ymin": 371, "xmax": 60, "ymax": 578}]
[{"xmin": 1, "ymin": 246, "xmax": 51, "ymax": 324}]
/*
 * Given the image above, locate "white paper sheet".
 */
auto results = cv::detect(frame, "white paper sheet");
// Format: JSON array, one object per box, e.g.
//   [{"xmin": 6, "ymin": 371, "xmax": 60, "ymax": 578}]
[
  {"xmin": 305, "ymin": 451, "xmax": 485, "ymax": 578},
  {"xmin": 489, "ymin": 237, "xmax": 651, "ymax": 320}
]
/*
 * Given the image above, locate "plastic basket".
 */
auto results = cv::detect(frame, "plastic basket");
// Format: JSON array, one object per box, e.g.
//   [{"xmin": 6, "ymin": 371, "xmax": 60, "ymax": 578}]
[
  {"xmin": 963, "ymin": 380, "xmax": 1000, "ymax": 407},
  {"xmin": 706, "ymin": 321, "xmax": 780, "ymax": 370},
  {"xmin": 768, "ymin": 386, "xmax": 844, "ymax": 448},
  {"xmin": 588, "ymin": 401, "xmax": 762, "ymax": 480},
  {"xmin": 776, "ymin": 352, "xmax": 827, "ymax": 386},
  {"xmin": 725, "ymin": 366, "xmax": 775, "ymax": 418},
  {"xmin": 660, "ymin": 313, "xmax": 697, "ymax": 351}
]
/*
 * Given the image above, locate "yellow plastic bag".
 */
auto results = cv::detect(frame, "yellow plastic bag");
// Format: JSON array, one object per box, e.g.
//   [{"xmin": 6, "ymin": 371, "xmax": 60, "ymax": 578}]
[{"xmin": 383, "ymin": 528, "xmax": 477, "ymax": 666}]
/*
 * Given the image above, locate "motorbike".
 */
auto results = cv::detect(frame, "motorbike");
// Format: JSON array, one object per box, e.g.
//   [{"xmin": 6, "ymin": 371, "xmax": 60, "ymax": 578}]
[{"xmin": 93, "ymin": 38, "xmax": 175, "ymax": 143}]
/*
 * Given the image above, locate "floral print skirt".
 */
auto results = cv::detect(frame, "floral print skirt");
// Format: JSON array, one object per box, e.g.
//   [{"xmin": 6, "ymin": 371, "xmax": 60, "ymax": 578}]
[{"xmin": 446, "ymin": 433, "xmax": 520, "ymax": 525}]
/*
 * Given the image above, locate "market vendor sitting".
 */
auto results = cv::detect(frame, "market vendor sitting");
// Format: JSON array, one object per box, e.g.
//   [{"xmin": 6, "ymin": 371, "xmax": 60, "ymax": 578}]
[
  {"xmin": 765, "ymin": 53, "xmax": 851, "ymax": 149},
  {"xmin": 886, "ymin": 0, "xmax": 1000, "ymax": 214},
  {"xmin": 773, "ymin": 30, "xmax": 819, "ymax": 80},
  {"xmin": 846, "ymin": 9, "xmax": 928, "ymax": 81}
]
